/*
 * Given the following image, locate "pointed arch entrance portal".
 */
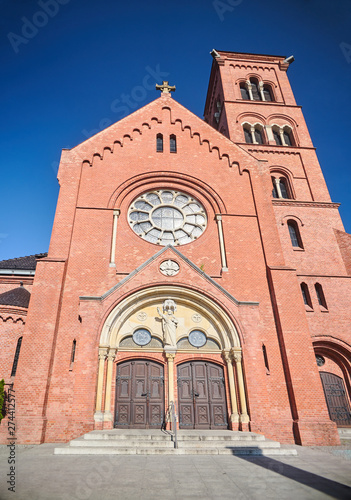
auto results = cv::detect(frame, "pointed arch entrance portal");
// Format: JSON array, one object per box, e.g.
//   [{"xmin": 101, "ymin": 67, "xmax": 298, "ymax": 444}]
[
  {"xmin": 177, "ymin": 361, "xmax": 228, "ymax": 429},
  {"xmin": 115, "ymin": 359, "xmax": 165, "ymax": 429}
]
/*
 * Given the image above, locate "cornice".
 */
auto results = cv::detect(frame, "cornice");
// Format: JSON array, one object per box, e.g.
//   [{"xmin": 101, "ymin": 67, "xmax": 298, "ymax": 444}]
[
  {"xmin": 0, "ymin": 306, "xmax": 27, "ymax": 316},
  {"xmin": 272, "ymin": 200, "xmax": 340, "ymax": 209}
]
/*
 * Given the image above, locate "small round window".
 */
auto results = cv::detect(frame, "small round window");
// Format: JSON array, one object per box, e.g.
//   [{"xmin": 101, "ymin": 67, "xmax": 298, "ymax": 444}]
[
  {"xmin": 133, "ymin": 328, "xmax": 151, "ymax": 346},
  {"xmin": 128, "ymin": 190, "xmax": 207, "ymax": 246},
  {"xmin": 316, "ymin": 355, "xmax": 325, "ymax": 367},
  {"xmin": 188, "ymin": 330, "xmax": 207, "ymax": 348}
]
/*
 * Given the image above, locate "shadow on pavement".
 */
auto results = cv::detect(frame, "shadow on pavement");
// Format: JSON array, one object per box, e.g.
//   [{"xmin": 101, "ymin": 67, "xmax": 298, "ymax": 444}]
[{"xmin": 234, "ymin": 450, "xmax": 351, "ymax": 500}]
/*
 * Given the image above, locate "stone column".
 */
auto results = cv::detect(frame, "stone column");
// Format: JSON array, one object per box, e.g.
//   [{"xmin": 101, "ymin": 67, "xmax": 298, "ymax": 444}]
[
  {"xmin": 246, "ymin": 80, "xmax": 253, "ymax": 100},
  {"xmin": 232, "ymin": 348, "xmax": 249, "ymax": 424},
  {"xmin": 109, "ymin": 209, "xmax": 120, "ymax": 267},
  {"xmin": 165, "ymin": 348, "xmax": 177, "ymax": 406},
  {"xmin": 259, "ymin": 81, "xmax": 265, "ymax": 101},
  {"xmin": 265, "ymin": 124, "xmax": 275, "ymax": 144},
  {"xmin": 273, "ymin": 177, "xmax": 283, "ymax": 199},
  {"xmin": 250, "ymin": 126, "xmax": 258, "ymax": 144},
  {"xmin": 223, "ymin": 351, "xmax": 239, "ymax": 426},
  {"xmin": 215, "ymin": 215, "xmax": 228, "ymax": 272},
  {"xmin": 279, "ymin": 128, "xmax": 286, "ymax": 146},
  {"xmin": 104, "ymin": 348, "xmax": 117, "ymax": 422},
  {"xmin": 94, "ymin": 347, "xmax": 108, "ymax": 420}
]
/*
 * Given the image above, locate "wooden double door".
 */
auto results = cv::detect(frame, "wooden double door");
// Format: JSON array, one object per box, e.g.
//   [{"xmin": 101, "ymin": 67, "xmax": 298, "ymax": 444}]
[
  {"xmin": 320, "ymin": 372, "xmax": 351, "ymax": 426},
  {"xmin": 177, "ymin": 361, "xmax": 228, "ymax": 429},
  {"xmin": 115, "ymin": 360, "xmax": 164, "ymax": 428}
]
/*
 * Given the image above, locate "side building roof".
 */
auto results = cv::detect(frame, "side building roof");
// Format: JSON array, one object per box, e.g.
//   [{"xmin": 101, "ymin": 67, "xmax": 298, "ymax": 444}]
[
  {"xmin": 0, "ymin": 286, "xmax": 31, "ymax": 308},
  {"xmin": 0, "ymin": 253, "xmax": 47, "ymax": 274}
]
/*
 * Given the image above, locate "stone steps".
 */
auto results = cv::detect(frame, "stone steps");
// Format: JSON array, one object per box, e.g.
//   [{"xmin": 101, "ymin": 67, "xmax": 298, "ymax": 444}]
[
  {"xmin": 54, "ymin": 429, "xmax": 297, "ymax": 456},
  {"xmin": 338, "ymin": 428, "xmax": 351, "ymax": 440}
]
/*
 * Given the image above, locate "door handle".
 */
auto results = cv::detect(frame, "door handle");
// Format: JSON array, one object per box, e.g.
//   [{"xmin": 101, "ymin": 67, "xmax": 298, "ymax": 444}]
[
  {"xmin": 141, "ymin": 392, "xmax": 147, "ymax": 397},
  {"xmin": 194, "ymin": 391, "xmax": 199, "ymax": 397}
]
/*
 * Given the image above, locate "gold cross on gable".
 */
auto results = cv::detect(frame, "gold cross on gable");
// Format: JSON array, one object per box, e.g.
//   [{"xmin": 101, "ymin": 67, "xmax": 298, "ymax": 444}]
[{"xmin": 156, "ymin": 81, "xmax": 176, "ymax": 94}]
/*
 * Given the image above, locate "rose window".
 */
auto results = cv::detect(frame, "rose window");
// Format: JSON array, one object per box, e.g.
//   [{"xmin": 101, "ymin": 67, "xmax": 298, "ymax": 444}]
[{"xmin": 128, "ymin": 190, "xmax": 207, "ymax": 246}]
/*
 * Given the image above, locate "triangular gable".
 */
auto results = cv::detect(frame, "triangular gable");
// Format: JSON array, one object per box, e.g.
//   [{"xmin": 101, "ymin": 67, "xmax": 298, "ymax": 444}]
[
  {"xmin": 79, "ymin": 245, "xmax": 259, "ymax": 307},
  {"xmin": 66, "ymin": 94, "xmax": 260, "ymax": 172}
]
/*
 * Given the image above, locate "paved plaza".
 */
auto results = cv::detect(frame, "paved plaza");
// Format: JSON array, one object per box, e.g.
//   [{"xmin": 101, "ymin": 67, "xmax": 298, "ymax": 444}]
[{"xmin": 1, "ymin": 441, "xmax": 351, "ymax": 500}]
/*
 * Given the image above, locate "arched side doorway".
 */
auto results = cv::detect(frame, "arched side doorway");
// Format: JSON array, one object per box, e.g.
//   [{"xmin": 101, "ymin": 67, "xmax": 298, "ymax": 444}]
[
  {"xmin": 314, "ymin": 339, "xmax": 351, "ymax": 428},
  {"xmin": 115, "ymin": 359, "xmax": 165, "ymax": 429},
  {"xmin": 320, "ymin": 373, "xmax": 351, "ymax": 427},
  {"xmin": 177, "ymin": 361, "xmax": 228, "ymax": 429}
]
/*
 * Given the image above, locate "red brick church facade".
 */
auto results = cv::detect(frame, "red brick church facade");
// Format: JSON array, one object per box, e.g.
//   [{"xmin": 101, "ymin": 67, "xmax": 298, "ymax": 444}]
[{"xmin": 1, "ymin": 51, "xmax": 350, "ymax": 446}]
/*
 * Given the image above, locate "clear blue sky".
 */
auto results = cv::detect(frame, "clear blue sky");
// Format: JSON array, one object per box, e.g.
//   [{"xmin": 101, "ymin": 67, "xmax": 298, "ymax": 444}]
[{"xmin": 1, "ymin": 0, "xmax": 351, "ymax": 260}]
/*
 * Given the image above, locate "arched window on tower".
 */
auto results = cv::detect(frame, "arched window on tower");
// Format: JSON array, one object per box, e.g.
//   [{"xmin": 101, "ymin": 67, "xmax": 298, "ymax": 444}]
[
  {"xmin": 170, "ymin": 134, "xmax": 177, "ymax": 153},
  {"xmin": 300, "ymin": 283, "xmax": 313, "ymax": 308},
  {"xmin": 11, "ymin": 337, "xmax": 23, "ymax": 377},
  {"xmin": 263, "ymin": 84, "xmax": 273, "ymax": 102},
  {"xmin": 315, "ymin": 283, "xmax": 328, "ymax": 310},
  {"xmin": 272, "ymin": 126, "xmax": 295, "ymax": 146},
  {"xmin": 240, "ymin": 83, "xmax": 250, "ymax": 100},
  {"xmin": 287, "ymin": 220, "xmax": 303, "ymax": 249},
  {"xmin": 156, "ymin": 133, "xmax": 163, "ymax": 152},
  {"xmin": 271, "ymin": 176, "xmax": 292, "ymax": 199},
  {"xmin": 243, "ymin": 124, "xmax": 266, "ymax": 145}
]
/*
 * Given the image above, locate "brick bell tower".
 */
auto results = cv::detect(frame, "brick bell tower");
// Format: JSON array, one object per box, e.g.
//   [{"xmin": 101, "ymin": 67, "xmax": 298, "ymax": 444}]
[{"xmin": 204, "ymin": 50, "xmax": 351, "ymax": 444}]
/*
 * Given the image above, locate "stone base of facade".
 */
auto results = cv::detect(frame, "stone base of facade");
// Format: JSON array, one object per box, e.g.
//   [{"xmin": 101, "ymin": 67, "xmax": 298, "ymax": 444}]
[
  {"xmin": 0, "ymin": 413, "xmax": 341, "ymax": 446},
  {"xmin": 294, "ymin": 420, "xmax": 340, "ymax": 446}
]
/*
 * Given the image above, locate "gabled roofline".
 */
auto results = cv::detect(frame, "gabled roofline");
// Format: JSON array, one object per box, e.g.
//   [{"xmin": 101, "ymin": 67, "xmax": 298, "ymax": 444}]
[{"xmin": 80, "ymin": 245, "xmax": 259, "ymax": 306}]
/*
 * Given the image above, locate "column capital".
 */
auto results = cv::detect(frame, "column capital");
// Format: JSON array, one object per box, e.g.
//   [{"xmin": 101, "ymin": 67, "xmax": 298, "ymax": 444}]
[
  {"xmin": 98, "ymin": 347, "xmax": 108, "ymax": 360},
  {"xmin": 165, "ymin": 351, "xmax": 176, "ymax": 360},
  {"xmin": 113, "ymin": 209, "xmax": 120, "ymax": 216},
  {"xmin": 222, "ymin": 350, "xmax": 231, "ymax": 364},
  {"xmin": 215, "ymin": 214, "xmax": 223, "ymax": 222},
  {"xmin": 231, "ymin": 348, "xmax": 242, "ymax": 363},
  {"xmin": 107, "ymin": 348, "xmax": 117, "ymax": 361}
]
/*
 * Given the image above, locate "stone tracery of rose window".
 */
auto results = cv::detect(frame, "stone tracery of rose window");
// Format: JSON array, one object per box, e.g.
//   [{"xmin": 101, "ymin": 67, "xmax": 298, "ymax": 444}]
[{"xmin": 128, "ymin": 190, "xmax": 207, "ymax": 246}]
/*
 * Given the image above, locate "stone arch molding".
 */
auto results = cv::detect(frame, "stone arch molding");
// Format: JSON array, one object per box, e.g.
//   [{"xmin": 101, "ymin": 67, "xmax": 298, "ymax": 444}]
[{"xmin": 99, "ymin": 285, "xmax": 241, "ymax": 350}]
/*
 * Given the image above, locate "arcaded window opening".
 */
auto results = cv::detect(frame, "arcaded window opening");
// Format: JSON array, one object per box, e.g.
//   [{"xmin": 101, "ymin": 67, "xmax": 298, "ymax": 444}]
[
  {"xmin": 11, "ymin": 337, "xmax": 23, "ymax": 377},
  {"xmin": 156, "ymin": 133, "xmax": 163, "ymax": 153},
  {"xmin": 271, "ymin": 176, "xmax": 292, "ymax": 199},
  {"xmin": 239, "ymin": 79, "xmax": 275, "ymax": 102},
  {"xmin": 170, "ymin": 134, "xmax": 177, "ymax": 153}
]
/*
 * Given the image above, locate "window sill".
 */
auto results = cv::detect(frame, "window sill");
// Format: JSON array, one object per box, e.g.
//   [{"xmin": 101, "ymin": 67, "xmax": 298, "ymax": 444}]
[
  {"xmin": 305, "ymin": 305, "xmax": 314, "ymax": 312},
  {"xmin": 293, "ymin": 247, "xmax": 304, "ymax": 252},
  {"xmin": 320, "ymin": 307, "xmax": 329, "ymax": 313}
]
